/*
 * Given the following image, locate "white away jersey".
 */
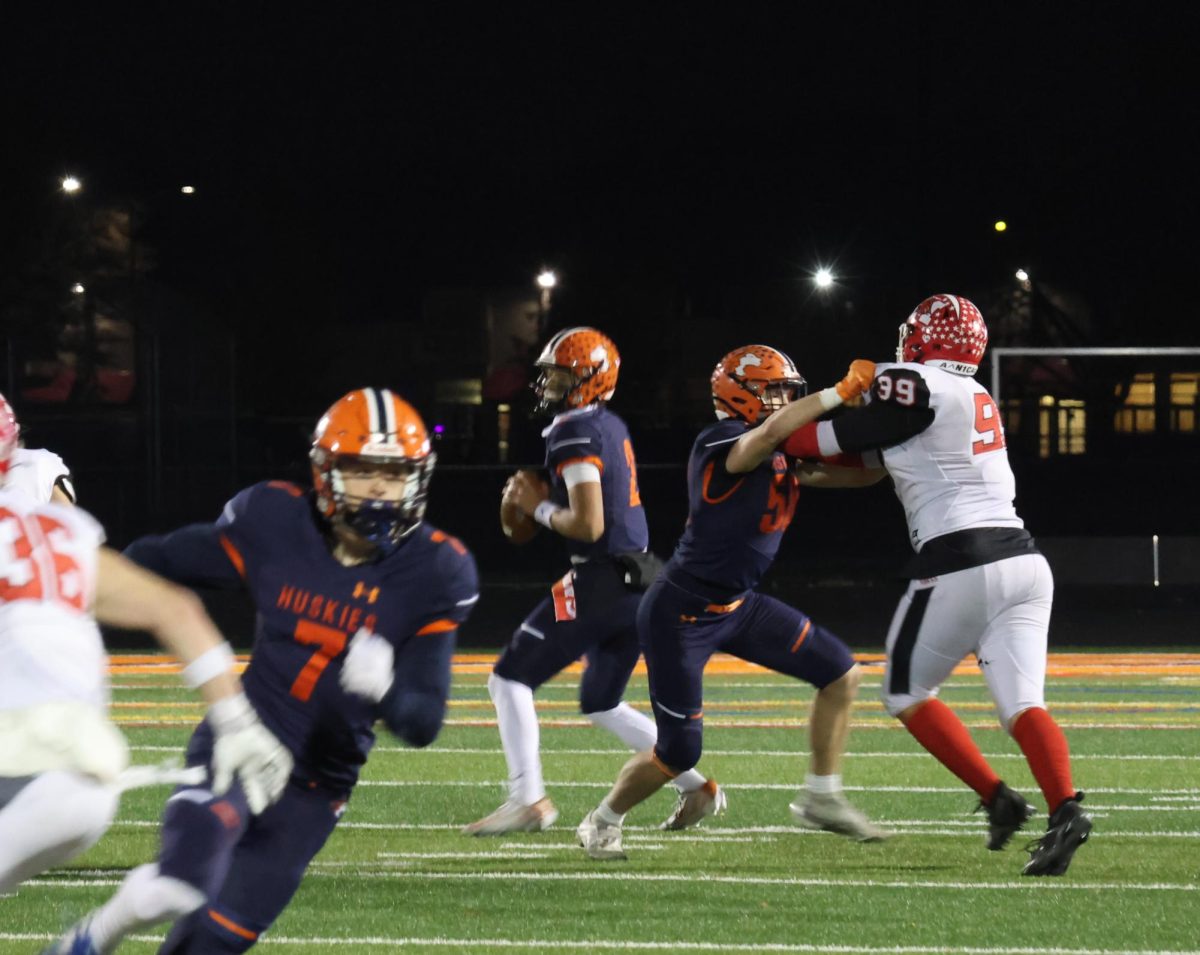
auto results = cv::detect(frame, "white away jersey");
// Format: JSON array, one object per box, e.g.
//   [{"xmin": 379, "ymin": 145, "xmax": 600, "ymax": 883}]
[
  {"xmin": 0, "ymin": 490, "xmax": 107, "ymax": 711},
  {"xmin": 6, "ymin": 447, "xmax": 74, "ymax": 504},
  {"xmin": 871, "ymin": 362, "xmax": 1023, "ymax": 550}
]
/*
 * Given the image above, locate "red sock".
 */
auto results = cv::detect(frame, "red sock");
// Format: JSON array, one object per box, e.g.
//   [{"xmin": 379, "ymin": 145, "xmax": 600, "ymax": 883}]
[
  {"xmin": 902, "ymin": 698, "xmax": 1001, "ymax": 802},
  {"xmin": 1011, "ymin": 707, "xmax": 1076, "ymax": 813}
]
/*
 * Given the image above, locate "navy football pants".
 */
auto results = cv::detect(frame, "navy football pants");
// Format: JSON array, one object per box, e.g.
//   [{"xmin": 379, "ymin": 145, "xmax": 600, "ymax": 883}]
[
  {"xmin": 638, "ymin": 575, "xmax": 855, "ymax": 773},
  {"xmin": 494, "ymin": 559, "xmax": 643, "ymax": 714},
  {"xmin": 154, "ymin": 728, "xmax": 345, "ymax": 953}
]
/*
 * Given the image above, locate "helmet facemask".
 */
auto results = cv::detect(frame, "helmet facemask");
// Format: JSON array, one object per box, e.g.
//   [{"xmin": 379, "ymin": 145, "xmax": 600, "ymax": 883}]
[
  {"xmin": 533, "ymin": 363, "xmax": 584, "ymax": 414},
  {"xmin": 312, "ymin": 450, "xmax": 436, "ymax": 553}
]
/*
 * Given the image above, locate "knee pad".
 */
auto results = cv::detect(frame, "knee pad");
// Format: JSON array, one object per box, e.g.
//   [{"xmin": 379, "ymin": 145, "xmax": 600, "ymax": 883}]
[
  {"xmin": 158, "ymin": 788, "xmax": 246, "ymax": 894},
  {"xmin": 653, "ymin": 719, "xmax": 703, "ymax": 774}
]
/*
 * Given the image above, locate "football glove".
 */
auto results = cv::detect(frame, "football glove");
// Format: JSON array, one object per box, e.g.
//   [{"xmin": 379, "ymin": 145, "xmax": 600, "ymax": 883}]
[
  {"xmin": 339, "ymin": 627, "xmax": 396, "ymax": 703},
  {"xmin": 209, "ymin": 692, "xmax": 293, "ymax": 814},
  {"xmin": 835, "ymin": 359, "xmax": 877, "ymax": 401}
]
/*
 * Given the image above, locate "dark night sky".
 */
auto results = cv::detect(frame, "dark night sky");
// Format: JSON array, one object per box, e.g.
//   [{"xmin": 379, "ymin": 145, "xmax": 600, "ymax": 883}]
[{"xmin": 3, "ymin": 4, "xmax": 1199, "ymax": 345}]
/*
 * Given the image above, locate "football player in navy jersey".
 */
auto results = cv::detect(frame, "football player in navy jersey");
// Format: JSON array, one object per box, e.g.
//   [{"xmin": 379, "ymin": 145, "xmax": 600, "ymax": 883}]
[
  {"xmin": 579, "ymin": 348, "xmax": 889, "ymax": 859},
  {"xmin": 48, "ymin": 389, "xmax": 479, "ymax": 954},
  {"xmin": 465, "ymin": 328, "xmax": 722, "ymax": 836}
]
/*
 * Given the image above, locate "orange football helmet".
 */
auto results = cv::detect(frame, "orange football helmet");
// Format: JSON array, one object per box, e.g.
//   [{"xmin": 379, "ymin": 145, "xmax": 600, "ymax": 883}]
[
  {"xmin": 711, "ymin": 345, "xmax": 808, "ymax": 424},
  {"xmin": 310, "ymin": 388, "xmax": 436, "ymax": 547},
  {"xmin": 533, "ymin": 327, "xmax": 620, "ymax": 413},
  {"xmin": 0, "ymin": 392, "xmax": 18, "ymax": 484}
]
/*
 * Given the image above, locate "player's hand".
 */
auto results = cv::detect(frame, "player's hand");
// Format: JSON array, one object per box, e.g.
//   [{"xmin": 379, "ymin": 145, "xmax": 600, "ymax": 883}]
[
  {"xmin": 505, "ymin": 469, "xmax": 550, "ymax": 516},
  {"xmin": 208, "ymin": 692, "xmax": 293, "ymax": 815},
  {"xmin": 339, "ymin": 627, "xmax": 395, "ymax": 703},
  {"xmin": 835, "ymin": 359, "xmax": 876, "ymax": 401}
]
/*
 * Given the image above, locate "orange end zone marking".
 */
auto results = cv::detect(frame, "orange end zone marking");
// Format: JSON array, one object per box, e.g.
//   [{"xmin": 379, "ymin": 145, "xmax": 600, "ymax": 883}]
[{"xmin": 107, "ymin": 652, "xmax": 1200, "ymax": 678}]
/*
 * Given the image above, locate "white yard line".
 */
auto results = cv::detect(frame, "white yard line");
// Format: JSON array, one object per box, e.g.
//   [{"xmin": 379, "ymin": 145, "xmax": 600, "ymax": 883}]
[
  {"xmin": 3, "ymin": 934, "xmax": 1197, "ymax": 954},
  {"xmin": 22, "ymin": 870, "xmax": 1199, "ymax": 893},
  {"xmin": 122, "ymin": 745, "xmax": 1200, "ymax": 761}
]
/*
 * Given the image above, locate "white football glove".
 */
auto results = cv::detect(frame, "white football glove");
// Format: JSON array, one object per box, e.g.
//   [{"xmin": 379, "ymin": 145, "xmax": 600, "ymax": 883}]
[
  {"xmin": 209, "ymin": 692, "xmax": 293, "ymax": 815},
  {"xmin": 338, "ymin": 627, "xmax": 395, "ymax": 703}
]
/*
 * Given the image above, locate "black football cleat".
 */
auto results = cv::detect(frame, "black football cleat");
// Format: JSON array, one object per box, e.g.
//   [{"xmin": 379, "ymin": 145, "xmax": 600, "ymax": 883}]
[
  {"xmin": 977, "ymin": 780, "xmax": 1035, "ymax": 851},
  {"xmin": 1023, "ymin": 793, "xmax": 1093, "ymax": 876}
]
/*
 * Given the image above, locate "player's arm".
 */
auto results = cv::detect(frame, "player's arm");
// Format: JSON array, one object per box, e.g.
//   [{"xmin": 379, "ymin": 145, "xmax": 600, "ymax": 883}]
[
  {"xmin": 124, "ymin": 523, "xmax": 244, "ymax": 587},
  {"xmin": 51, "ymin": 476, "xmax": 76, "ymax": 505},
  {"xmin": 783, "ymin": 367, "xmax": 935, "ymax": 459},
  {"xmin": 92, "ymin": 547, "xmax": 292, "ymax": 811},
  {"xmin": 725, "ymin": 360, "xmax": 876, "ymax": 474},
  {"xmin": 506, "ymin": 466, "xmax": 604, "ymax": 543},
  {"xmin": 340, "ymin": 548, "xmax": 480, "ymax": 746},
  {"xmin": 795, "ymin": 461, "xmax": 889, "ymax": 488}
]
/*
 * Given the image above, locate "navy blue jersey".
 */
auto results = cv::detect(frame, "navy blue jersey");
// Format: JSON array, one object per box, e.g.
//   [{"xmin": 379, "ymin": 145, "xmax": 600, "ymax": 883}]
[
  {"xmin": 667, "ymin": 419, "xmax": 800, "ymax": 598},
  {"xmin": 126, "ymin": 481, "xmax": 479, "ymax": 791},
  {"xmin": 542, "ymin": 406, "xmax": 649, "ymax": 561}
]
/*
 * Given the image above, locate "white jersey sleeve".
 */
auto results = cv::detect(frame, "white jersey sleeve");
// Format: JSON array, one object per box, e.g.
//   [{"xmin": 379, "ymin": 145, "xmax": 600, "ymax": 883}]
[
  {"xmin": 873, "ymin": 362, "xmax": 1023, "ymax": 550},
  {"xmin": 5, "ymin": 448, "xmax": 73, "ymax": 504}
]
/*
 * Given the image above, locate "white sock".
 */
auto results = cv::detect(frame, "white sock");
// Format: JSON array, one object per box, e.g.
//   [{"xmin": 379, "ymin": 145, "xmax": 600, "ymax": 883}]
[
  {"xmin": 88, "ymin": 863, "xmax": 205, "ymax": 951},
  {"xmin": 805, "ymin": 772, "xmax": 843, "ymax": 795},
  {"xmin": 586, "ymin": 703, "xmax": 708, "ymax": 793},
  {"xmin": 595, "ymin": 799, "xmax": 624, "ymax": 827},
  {"xmin": 488, "ymin": 672, "xmax": 545, "ymax": 805}
]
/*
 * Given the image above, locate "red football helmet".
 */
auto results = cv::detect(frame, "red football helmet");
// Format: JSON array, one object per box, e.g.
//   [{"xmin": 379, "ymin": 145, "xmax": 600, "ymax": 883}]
[
  {"xmin": 310, "ymin": 388, "xmax": 435, "ymax": 547},
  {"xmin": 711, "ymin": 345, "xmax": 808, "ymax": 424},
  {"xmin": 533, "ymin": 327, "xmax": 620, "ymax": 413},
  {"xmin": 0, "ymin": 393, "xmax": 18, "ymax": 484},
  {"xmin": 897, "ymin": 294, "xmax": 988, "ymax": 373}
]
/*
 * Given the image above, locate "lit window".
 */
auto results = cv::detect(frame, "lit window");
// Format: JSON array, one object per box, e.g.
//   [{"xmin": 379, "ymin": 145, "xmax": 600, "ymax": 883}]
[
  {"xmin": 1038, "ymin": 396, "xmax": 1086, "ymax": 458},
  {"xmin": 1114, "ymin": 374, "xmax": 1156, "ymax": 434},
  {"xmin": 1170, "ymin": 372, "xmax": 1198, "ymax": 433},
  {"xmin": 1001, "ymin": 399, "xmax": 1020, "ymax": 436}
]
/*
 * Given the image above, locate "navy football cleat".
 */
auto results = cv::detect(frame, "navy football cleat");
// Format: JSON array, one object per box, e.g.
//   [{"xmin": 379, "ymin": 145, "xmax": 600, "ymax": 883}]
[
  {"xmin": 978, "ymin": 780, "xmax": 1036, "ymax": 850},
  {"xmin": 1023, "ymin": 793, "xmax": 1093, "ymax": 876}
]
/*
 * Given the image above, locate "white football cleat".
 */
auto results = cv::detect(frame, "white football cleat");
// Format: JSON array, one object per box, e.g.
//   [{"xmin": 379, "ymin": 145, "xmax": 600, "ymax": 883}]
[
  {"xmin": 576, "ymin": 809, "xmax": 627, "ymax": 860},
  {"xmin": 462, "ymin": 798, "xmax": 558, "ymax": 836},
  {"xmin": 789, "ymin": 789, "xmax": 891, "ymax": 842},
  {"xmin": 661, "ymin": 778, "xmax": 727, "ymax": 830}
]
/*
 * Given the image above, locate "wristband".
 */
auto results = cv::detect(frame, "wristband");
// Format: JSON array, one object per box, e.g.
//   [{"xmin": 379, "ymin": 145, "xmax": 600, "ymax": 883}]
[
  {"xmin": 533, "ymin": 500, "xmax": 563, "ymax": 529},
  {"xmin": 181, "ymin": 643, "xmax": 235, "ymax": 689},
  {"xmin": 817, "ymin": 387, "xmax": 844, "ymax": 411}
]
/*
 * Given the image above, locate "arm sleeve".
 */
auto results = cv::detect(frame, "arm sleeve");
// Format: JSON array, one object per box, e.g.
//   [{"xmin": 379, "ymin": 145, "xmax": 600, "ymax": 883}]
[
  {"xmin": 122, "ymin": 486, "xmax": 259, "ymax": 588},
  {"xmin": 829, "ymin": 401, "xmax": 935, "ymax": 453},
  {"xmin": 786, "ymin": 369, "xmax": 935, "ymax": 457},
  {"xmin": 546, "ymin": 420, "xmax": 604, "ymax": 477},
  {"xmin": 379, "ymin": 541, "xmax": 479, "ymax": 747}
]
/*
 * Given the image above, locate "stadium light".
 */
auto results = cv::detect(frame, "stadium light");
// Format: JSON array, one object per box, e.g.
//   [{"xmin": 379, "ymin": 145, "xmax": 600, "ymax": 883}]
[
  {"xmin": 71, "ymin": 283, "xmax": 85, "ymax": 294},
  {"xmin": 181, "ymin": 185, "xmax": 196, "ymax": 195},
  {"xmin": 1015, "ymin": 268, "xmax": 1029, "ymax": 283},
  {"xmin": 61, "ymin": 176, "xmax": 82, "ymax": 194},
  {"xmin": 814, "ymin": 267, "xmax": 834, "ymax": 290},
  {"xmin": 994, "ymin": 220, "xmax": 1007, "ymax": 232},
  {"xmin": 536, "ymin": 269, "xmax": 557, "ymax": 290}
]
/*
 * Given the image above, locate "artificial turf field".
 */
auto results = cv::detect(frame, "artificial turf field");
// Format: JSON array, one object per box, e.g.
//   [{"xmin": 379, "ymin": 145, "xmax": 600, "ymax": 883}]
[{"xmin": 2, "ymin": 651, "xmax": 1198, "ymax": 955}]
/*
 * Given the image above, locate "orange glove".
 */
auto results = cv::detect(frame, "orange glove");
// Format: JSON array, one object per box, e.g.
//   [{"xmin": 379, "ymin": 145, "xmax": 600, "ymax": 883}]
[{"xmin": 835, "ymin": 359, "xmax": 876, "ymax": 401}]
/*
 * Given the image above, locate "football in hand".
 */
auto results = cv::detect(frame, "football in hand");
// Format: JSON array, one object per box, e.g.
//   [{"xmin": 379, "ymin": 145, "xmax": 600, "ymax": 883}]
[{"xmin": 500, "ymin": 469, "xmax": 545, "ymax": 545}]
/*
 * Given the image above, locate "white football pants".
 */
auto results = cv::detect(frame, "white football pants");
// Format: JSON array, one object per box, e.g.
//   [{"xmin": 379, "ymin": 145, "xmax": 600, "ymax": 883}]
[
  {"xmin": 882, "ymin": 553, "xmax": 1054, "ymax": 726},
  {"xmin": 0, "ymin": 770, "xmax": 118, "ymax": 895}
]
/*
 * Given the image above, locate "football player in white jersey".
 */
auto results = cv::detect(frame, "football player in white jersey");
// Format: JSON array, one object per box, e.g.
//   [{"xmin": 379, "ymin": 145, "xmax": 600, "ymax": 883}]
[
  {"xmin": 0, "ymin": 393, "xmax": 292, "ymax": 897},
  {"xmin": 783, "ymin": 295, "xmax": 1091, "ymax": 877},
  {"xmin": 6, "ymin": 444, "xmax": 76, "ymax": 505}
]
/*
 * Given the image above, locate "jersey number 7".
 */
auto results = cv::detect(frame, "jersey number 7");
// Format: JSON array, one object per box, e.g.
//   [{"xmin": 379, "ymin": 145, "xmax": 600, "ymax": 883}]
[{"xmin": 290, "ymin": 620, "xmax": 348, "ymax": 701}]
